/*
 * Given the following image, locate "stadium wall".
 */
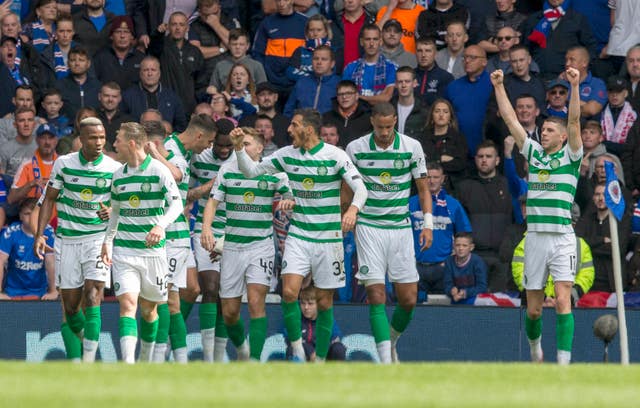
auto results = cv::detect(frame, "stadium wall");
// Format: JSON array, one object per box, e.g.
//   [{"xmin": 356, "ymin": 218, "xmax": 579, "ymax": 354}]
[{"xmin": 1, "ymin": 302, "xmax": 638, "ymax": 362}]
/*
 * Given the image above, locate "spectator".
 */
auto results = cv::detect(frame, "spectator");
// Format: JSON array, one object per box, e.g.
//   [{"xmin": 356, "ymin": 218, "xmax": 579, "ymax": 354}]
[
  {"xmin": 238, "ymin": 82, "xmax": 290, "ymax": 147},
  {"xmin": 209, "ymin": 28, "xmax": 266, "ymax": 93},
  {"xmin": 435, "ymin": 21, "xmax": 467, "ymax": 80},
  {"xmin": 207, "ymin": 90, "xmax": 236, "ymax": 125},
  {"xmin": 140, "ymin": 0, "xmax": 199, "ymax": 51},
  {"xmin": 545, "ymin": 78, "xmax": 570, "ymax": 118},
  {"xmin": 92, "ymin": 15, "xmax": 145, "ymax": 91},
  {"xmin": 445, "ymin": 45, "xmax": 492, "ymax": 158},
  {"xmin": 342, "ymin": 23, "xmax": 396, "ymax": 105},
  {"xmin": 456, "ymin": 0, "xmax": 496, "ymax": 46},
  {"xmin": 1, "ymin": 35, "xmax": 40, "ymax": 92},
  {"xmin": 121, "ymin": 56, "xmax": 188, "ymax": 132},
  {"xmin": 414, "ymin": 37, "xmax": 454, "ymax": 108},
  {"xmin": 573, "ymin": 0, "xmax": 614, "ymax": 78},
  {"xmin": 0, "ymin": 85, "xmax": 41, "ymax": 143},
  {"xmin": 563, "ymin": 46, "xmax": 607, "ymax": 120},
  {"xmin": 575, "ymin": 182, "xmax": 632, "ymax": 292},
  {"xmin": 624, "ymin": 45, "xmax": 640, "ymax": 113},
  {"xmin": 254, "ymin": 115, "xmax": 279, "ymax": 156},
  {"xmin": 149, "ymin": 12, "xmax": 206, "ymax": 116},
  {"xmin": 55, "ymin": 106, "xmax": 96, "ymax": 155},
  {"xmin": 576, "ymin": 152, "xmax": 627, "ymax": 214},
  {"xmin": 578, "ymin": 121, "xmax": 620, "ymax": 182},
  {"xmin": 20, "ymin": 0, "xmax": 57, "ymax": 53},
  {"xmin": 485, "ymin": 26, "xmax": 519, "ymax": 74},
  {"xmin": 603, "ymin": 0, "xmax": 640, "ymax": 76},
  {"xmin": 457, "ymin": 140, "xmax": 513, "ymax": 292},
  {"xmin": 520, "ymin": 0, "xmax": 597, "ymax": 80},
  {"xmin": 285, "ymin": 286, "xmax": 346, "ymax": 362},
  {"xmin": 72, "ymin": 0, "xmax": 115, "ymax": 57},
  {"xmin": 96, "ymin": 82, "xmax": 132, "ymax": 149},
  {"xmin": 8, "ymin": 123, "xmax": 57, "ymax": 205},
  {"xmin": 322, "ymin": 79, "xmax": 373, "ymax": 147},
  {"xmin": 222, "ymin": 63, "xmax": 258, "ymax": 121},
  {"xmin": 416, "ymin": 0, "xmax": 469, "ymax": 50},
  {"xmin": 600, "ymin": 76, "xmax": 637, "ymax": 157},
  {"xmin": 410, "ymin": 163, "xmax": 472, "ymax": 297},
  {"xmin": 189, "ymin": 0, "xmax": 239, "ymax": 86},
  {"xmin": 376, "ymin": 0, "xmax": 425, "ymax": 54},
  {"xmin": 284, "ymin": 45, "xmax": 339, "ymax": 118},
  {"xmin": 0, "ymin": 198, "xmax": 56, "ymax": 300},
  {"xmin": 502, "ymin": 45, "xmax": 545, "ymax": 109},
  {"xmin": 333, "ymin": 0, "xmax": 376, "ymax": 69},
  {"xmin": 0, "ymin": 107, "xmax": 38, "ymax": 180},
  {"xmin": 477, "ymin": 0, "xmax": 526, "ymax": 55},
  {"xmin": 39, "ymin": 15, "xmax": 75, "ymax": 91},
  {"xmin": 444, "ymin": 232, "xmax": 488, "ymax": 304},
  {"xmin": 320, "ymin": 122, "xmax": 340, "ymax": 147},
  {"xmin": 380, "ymin": 19, "xmax": 416, "ymax": 69},
  {"xmin": 421, "ymin": 98, "xmax": 468, "ymax": 191},
  {"xmin": 252, "ymin": 0, "xmax": 306, "ymax": 96},
  {"xmin": 40, "ymin": 88, "xmax": 72, "ymax": 138},
  {"xmin": 54, "ymin": 46, "xmax": 101, "ymax": 121},
  {"xmin": 391, "ymin": 66, "xmax": 426, "ymax": 140},
  {"xmin": 287, "ymin": 14, "xmax": 340, "ymax": 82}
]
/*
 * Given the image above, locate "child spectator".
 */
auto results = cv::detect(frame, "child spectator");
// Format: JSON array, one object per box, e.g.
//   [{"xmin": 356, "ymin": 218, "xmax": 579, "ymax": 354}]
[
  {"xmin": 444, "ymin": 232, "xmax": 488, "ymax": 304},
  {"xmin": 223, "ymin": 63, "xmax": 258, "ymax": 121},
  {"xmin": 0, "ymin": 198, "xmax": 56, "ymax": 300},
  {"xmin": 287, "ymin": 14, "xmax": 339, "ymax": 82},
  {"xmin": 40, "ymin": 89, "xmax": 72, "ymax": 138},
  {"xmin": 285, "ymin": 286, "xmax": 346, "ymax": 362},
  {"xmin": 601, "ymin": 76, "xmax": 638, "ymax": 157}
]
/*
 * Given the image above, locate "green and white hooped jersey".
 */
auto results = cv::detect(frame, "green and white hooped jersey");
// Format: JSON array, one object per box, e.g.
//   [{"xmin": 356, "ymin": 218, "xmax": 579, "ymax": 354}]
[
  {"xmin": 48, "ymin": 151, "xmax": 122, "ymax": 240},
  {"xmin": 522, "ymin": 137, "xmax": 582, "ymax": 233},
  {"xmin": 163, "ymin": 133, "xmax": 191, "ymax": 248},
  {"xmin": 111, "ymin": 155, "xmax": 181, "ymax": 256},
  {"xmin": 190, "ymin": 148, "xmax": 236, "ymax": 235},
  {"xmin": 346, "ymin": 132, "xmax": 427, "ymax": 229},
  {"xmin": 254, "ymin": 141, "xmax": 361, "ymax": 243},
  {"xmin": 211, "ymin": 161, "xmax": 290, "ymax": 250}
]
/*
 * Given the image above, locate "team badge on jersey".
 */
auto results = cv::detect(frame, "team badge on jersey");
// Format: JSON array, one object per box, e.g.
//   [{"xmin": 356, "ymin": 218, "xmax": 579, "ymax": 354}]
[
  {"xmin": 96, "ymin": 177, "xmax": 107, "ymax": 188},
  {"xmin": 393, "ymin": 159, "xmax": 404, "ymax": 169},
  {"xmin": 141, "ymin": 182, "xmax": 152, "ymax": 193},
  {"xmin": 359, "ymin": 265, "xmax": 369, "ymax": 275},
  {"xmin": 317, "ymin": 165, "xmax": 328, "ymax": 176},
  {"xmin": 550, "ymin": 158, "xmax": 560, "ymax": 169},
  {"xmin": 258, "ymin": 180, "xmax": 269, "ymax": 190}
]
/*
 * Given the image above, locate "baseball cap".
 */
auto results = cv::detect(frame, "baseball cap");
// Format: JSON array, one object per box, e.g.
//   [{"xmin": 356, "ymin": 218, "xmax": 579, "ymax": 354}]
[
  {"xmin": 256, "ymin": 82, "xmax": 278, "ymax": 95},
  {"xmin": 383, "ymin": 19, "xmax": 403, "ymax": 32},
  {"xmin": 606, "ymin": 76, "xmax": 628, "ymax": 92},
  {"xmin": 36, "ymin": 123, "xmax": 57, "ymax": 137},
  {"xmin": 546, "ymin": 78, "xmax": 570, "ymax": 91}
]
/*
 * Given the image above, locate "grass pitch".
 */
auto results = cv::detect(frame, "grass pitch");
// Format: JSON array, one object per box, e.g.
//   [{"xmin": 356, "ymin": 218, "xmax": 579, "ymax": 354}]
[{"xmin": 1, "ymin": 362, "xmax": 639, "ymax": 407}]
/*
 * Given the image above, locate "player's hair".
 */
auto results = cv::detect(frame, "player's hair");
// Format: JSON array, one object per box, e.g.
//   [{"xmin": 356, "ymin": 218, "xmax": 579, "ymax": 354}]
[
  {"xmin": 188, "ymin": 113, "xmax": 217, "ymax": 135},
  {"xmin": 42, "ymin": 88, "xmax": 62, "ymax": 100},
  {"xmin": 216, "ymin": 118, "xmax": 236, "ymax": 136},
  {"xmin": 360, "ymin": 22, "xmax": 380, "ymax": 39},
  {"xmin": 306, "ymin": 14, "xmax": 332, "ymax": 40},
  {"xmin": 68, "ymin": 46, "xmax": 90, "ymax": 59},
  {"xmin": 371, "ymin": 102, "xmax": 396, "ymax": 118},
  {"xmin": 300, "ymin": 286, "xmax": 316, "ymax": 301},
  {"xmin": 454, "ymin": 231, "xmax": 473, "ymax": 242},
  {"xmin": 543, "ymin": 116, "xmax": 567, "ymax": 132},
  {"xmin": 20, "ymin": 197, "xmax": 39, "ymax": 212},
  {"xmin": 143, "ymin": 120, "xmax": 166, "ymax": 140},
  {"xmin": 228, "ymin": 28, "xmax": 250, "ymax": 43},
  {"xmin": 416, "ymin": 36, "xmax": 437, "ymax": 48},
  {"xmin": 78, "ymin": 117, "xmax": 104, "ymax": 138},
  {"xmin": 314, "ymin": 44, "xmax": 335, "ymax": 61},
  {"xmin": 427, "ymin": 162, "xmax": 444, "ymax": 172},
  {"xmin": 241, "ymin": 127, "xmax": 265, "ymax": 146},
  {"xmin": 119, "ymin": 122, "xmax": 148, "ymax": 146},
  {"xmin": 294, "ymin": 108, "xmax": 322, "ymax": 136},
  {"xmin": 396, "ymin": 65, "xmax": 416, "ymax": 79},
  {"xmin": 583, "ymin": 120, "xmax": 602, "ymax": 134},
  {"xmin": 101, "ymin": 81, "xmax": 121, "ymax": 92},
  {"xmin": 426, "ymin": 98, "xmax": 458, "ymax": 132},
  {"xmin": 476, "ymin": 139, "xmax": 498, "ymax": 155},
  {"xmin": 14, "ymin": 106, "xmax": 36, "ymax": 116}
]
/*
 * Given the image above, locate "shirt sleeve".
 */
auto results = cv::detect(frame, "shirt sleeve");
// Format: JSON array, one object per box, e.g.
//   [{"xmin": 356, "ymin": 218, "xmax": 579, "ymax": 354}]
[
  {"xmin": 48, "ymin": 157, "xmax": 65, "ymax": 191},
  {"xmin": 0, "ymin": 227, "xmax": 12, "ymax": 256},
  {"xmin": 12, "ymin": 162, "xmax": 31, "ymax": 189},
  {"xmin": 410, "ymin": 139, "xmax": 427, "ymax": 180},
  {"xmin": 211, "ymin": 166, "xmax": 226, "ymax": 202}
]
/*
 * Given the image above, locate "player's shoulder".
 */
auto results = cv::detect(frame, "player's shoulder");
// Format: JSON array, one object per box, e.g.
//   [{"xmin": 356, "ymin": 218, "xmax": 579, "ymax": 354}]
[{"xmin": 100, "ymin": 154, "xmax": 123, "ymax": 171}]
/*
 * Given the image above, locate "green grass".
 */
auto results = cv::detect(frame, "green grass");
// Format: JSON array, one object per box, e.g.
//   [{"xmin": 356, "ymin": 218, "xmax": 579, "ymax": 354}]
[{"xmin": 1, "ymin": 362, "xmax": 639, "ymax": 407}]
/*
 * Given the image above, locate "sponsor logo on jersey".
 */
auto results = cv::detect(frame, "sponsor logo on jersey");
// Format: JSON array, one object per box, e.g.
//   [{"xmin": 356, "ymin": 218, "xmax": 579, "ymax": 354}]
[
  {"xmin": 243, "ymin": 191, "xmax": 255, "ymax": 203},
  {"xmin": 129, "ymin": 195, "xmax": 140, "ymax": 208},
  {"xmin": 380, "ymin": 172, "xmax": 392, "ymax": 185},
  {"xmin": 302, "ymin": 178, "xmax": 314, "ymax": 190},
  {"xmin": 80, "ymin": 188, "xmax": 93, "ymax": 201}
]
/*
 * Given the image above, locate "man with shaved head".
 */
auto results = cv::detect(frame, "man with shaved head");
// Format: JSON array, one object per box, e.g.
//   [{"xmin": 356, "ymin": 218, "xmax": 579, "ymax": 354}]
[{"xmin": 564, "ymin": 46, "xmax": 607, "ymax": 120}]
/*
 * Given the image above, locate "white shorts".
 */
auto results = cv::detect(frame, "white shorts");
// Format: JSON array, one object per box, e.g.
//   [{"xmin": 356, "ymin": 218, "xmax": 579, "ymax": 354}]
[
  {"xmin": 281, "ymin": 236, "xmax": 345, "ymax": 289},
  {"xmin": 523, "ymin": 232, "xmax": 577, "ymax": 290},
  {"xmin": 354, "ymin": 225, "xmax": 419, "ymax": 284},
  {"xmin": 166, "ymin": 245, "xmax": 196, "ymax": 292},
  {"xmin": 112, "ymin": 254, "xmax": 169, "ymax": 302},
  {"xmin": 193, "ymin": 234, "xmax": 221, "ymax": 272},
  {"xmin": 220, "ymin": 239, "xmax": 275, "ymax": 298},
  {"xmin": 55, "ymin": 237, "xmax": 111, "ymax": 289}
]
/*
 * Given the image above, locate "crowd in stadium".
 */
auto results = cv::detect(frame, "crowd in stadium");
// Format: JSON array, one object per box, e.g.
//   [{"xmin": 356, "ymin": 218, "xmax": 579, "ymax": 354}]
[{"xmin": 0, "ymin": 0, "xmax": 640, "ymax": 357}]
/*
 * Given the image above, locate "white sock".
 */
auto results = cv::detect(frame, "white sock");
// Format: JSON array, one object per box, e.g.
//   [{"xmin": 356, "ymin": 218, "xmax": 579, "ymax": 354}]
[
  {"xmin": 236, "ymin": 341, "xmax": 250, "ymax": 361},
  {"xmin": 390, "ymin": 327, "xmax": 401, "ymax": 363},
  {"xmin": 314, "ymin": 356, "xmax": 325, "ymax": 364},
  {"xmin": 152, "ymin": 343, "xmax": 167, "ymax": 363},
  {"xmin": 528, "ymin": 337, "xmax": 543, "ymax": 362},
  {"xmin": 138, "ymin": 340, "xmax": 155, "ymax": 362},
  {"xmin": 173, "ymin": 347, "xmax": 188, "ymax": 364},
  {"xmin": 214, "ymin": 337, "xmax": 228, "ymax": 362},
  {"xmin": 377, "ymin": 340, "xmax": 391, "ymax": 364},
  {"xmin": 557, "ymin": 350, "xmax": 571, "ymax": 365},
  {"xmin": 82, "ymin": 339, "xmax": 99, "ymax": 363},
  {"xmin": 120, "ymin": 336, "xmax": 137, "ymax": 364},
  {"xmin": 290, "ymin": 339, "xmax": 306, "ymax": 362},
  {"xmin": 201, "ymin": 328, "xmax": 216, "ymax": 362}
]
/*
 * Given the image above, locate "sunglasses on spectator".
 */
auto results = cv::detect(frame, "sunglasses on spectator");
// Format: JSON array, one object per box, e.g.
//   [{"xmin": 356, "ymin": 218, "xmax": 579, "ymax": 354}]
[{"xmin": 496, "ymin": 36, "xmax": 515, "ymax": 42}]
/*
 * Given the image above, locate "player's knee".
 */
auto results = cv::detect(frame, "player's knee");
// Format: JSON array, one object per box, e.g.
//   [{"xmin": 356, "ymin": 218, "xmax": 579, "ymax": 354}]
[
  {"xmin": 281, "ymin": 286, "xmax": 299, "ymax": 303},
  {"xmin": 247, "ymin": 298, "xmax": 265, "ymax": 317},
  {"xmin": 527, "ymin": 307, "xmax": 542, "ymax": 320},
  {"xmin": 83, "ymin": 286, "xmax": 102, "ymax": 307},
  {"xmin": 222, "ymin": 308, "xmax": 239, "ymax": 325}
]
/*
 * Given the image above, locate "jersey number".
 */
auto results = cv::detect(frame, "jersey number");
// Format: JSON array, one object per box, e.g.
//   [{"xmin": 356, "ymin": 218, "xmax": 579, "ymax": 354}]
[
  {"xmin": 260, "ymin": 258, "xmax": 274, "ymax": 276},
  {"xmin": 168, "ymin": 257, "xmax": 177, "ymax": 273},
  {"xmin": 332, "ymin": 261, "xmax": 344, "ymax": 276}
]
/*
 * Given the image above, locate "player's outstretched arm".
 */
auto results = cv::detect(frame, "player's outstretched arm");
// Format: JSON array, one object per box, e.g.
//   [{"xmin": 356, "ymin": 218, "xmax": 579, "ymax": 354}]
[
  {"xmin": 33, "ymin": 186, "xmax": 59, "ymax": 260},
  {"xmin": 232, "ymin": 127, "xmax": 275, "ymax": 178},
  {"xmin": 415, "ymin": 177, "xmax": 433, "ymax": 251},
  {"xmin": 490, "ymin": 70, "xmax": 527, "ymax": 150},
  {"xmin": 565, "ymin": 67, "xmax": 583, "ymax": 153},
  {"xmin": 341, "ymin": 170, "xmax": 367, "ymax": 232}
]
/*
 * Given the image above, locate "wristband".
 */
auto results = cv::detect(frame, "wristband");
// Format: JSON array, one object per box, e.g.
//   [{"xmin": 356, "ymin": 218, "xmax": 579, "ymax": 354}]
[{"xmin": 423, "ymin": 212, "xmax": 433, "ymax": 229}]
